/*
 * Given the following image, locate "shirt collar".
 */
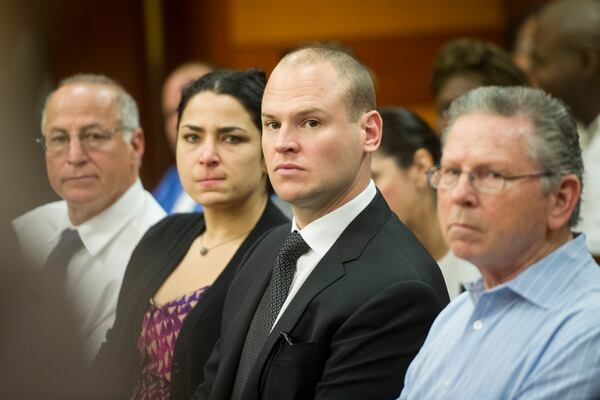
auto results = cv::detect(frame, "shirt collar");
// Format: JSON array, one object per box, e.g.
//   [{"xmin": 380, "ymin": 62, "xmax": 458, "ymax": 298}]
[
  {"xmin": 589, "ymin": 113, "xmax": 600, "ymax": 133},
  {"xmin": 466, "ymin": 234, "xmax": 591, "ymax": 309},
  {"xmin": 291, "ymin": 180, "xmax": 377, "ymax": 257},
  {"xmin": 580, "ymin": 113, "xmax": 600, "ymax": 150},
  {"xmin": 72, "ymin": 179, "xmax": 145, "ymax": 256}
]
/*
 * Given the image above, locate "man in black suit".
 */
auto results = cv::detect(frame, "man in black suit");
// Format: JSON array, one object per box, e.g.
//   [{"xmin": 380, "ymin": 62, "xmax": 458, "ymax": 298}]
[{"xmin": 194, "ymin": 45, "xmax": 449, "ymax": 400}]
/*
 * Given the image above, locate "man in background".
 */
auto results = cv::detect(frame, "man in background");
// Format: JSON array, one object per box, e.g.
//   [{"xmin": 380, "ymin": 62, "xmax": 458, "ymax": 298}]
[
  {"xmin": 431, "ymin": 38, "xmax": 528, "ymax": 133},
  {"xmin": 531, "ymin": 0, "xmax": 600, "ymax": 261},
  {"xmin": 12, "ymin": 74, "xmax": 165, "ymax": 362},
  {"xmin": 153, "ymin": 61, "xmax": 213, "ymax": 213}
]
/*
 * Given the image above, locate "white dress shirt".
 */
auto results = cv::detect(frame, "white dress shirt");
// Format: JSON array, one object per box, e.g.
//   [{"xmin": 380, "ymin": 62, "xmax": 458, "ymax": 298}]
[
  {"xmin": 12, "ymin": 179, "xmax": 165, "ymax": 362},
  {"xmin": 577, "ymin": 113, "xmax": 600, "ymax": 254},
  {"xmin": 437, "ymin": 251, "xmax": 480, "ymax": 300},
  {"xmin": 273, "ymin": 180, "xmax": 376, "ymax": 327}
]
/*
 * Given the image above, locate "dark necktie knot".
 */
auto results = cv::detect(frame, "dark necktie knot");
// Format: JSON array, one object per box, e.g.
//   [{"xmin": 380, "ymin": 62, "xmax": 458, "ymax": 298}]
[
  {"xmin": 275, "ymin": 231, "xmax": 310, "ymax": 272},
  {"xmin": 231, "ymin": 230, "xmax": 310, "ymax": 399},
  {"xmin": 42, "ymin": 228, "xmax": 84, "ymax": 291},
  {"xmin": 54, "ymin": 229, "xmax": 83, "ymax": 256}
]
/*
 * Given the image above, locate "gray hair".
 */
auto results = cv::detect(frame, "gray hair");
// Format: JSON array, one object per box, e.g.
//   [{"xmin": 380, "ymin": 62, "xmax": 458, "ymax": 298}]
[
  {"xmin": 280, "ymin": 45, "xmax": 376, "ymax": 121},
  {"xmin": 444, "ymin": 86, "xmax": 583, "ymax": 226},
  {"xmin": 41, "ymin": 74, "xmax": 140, "ymax": 140}
]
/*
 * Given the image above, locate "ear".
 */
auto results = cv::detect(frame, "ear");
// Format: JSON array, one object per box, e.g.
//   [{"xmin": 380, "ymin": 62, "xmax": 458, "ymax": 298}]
[
  {"xmin": 410, "ymin": 148, "xmax": 435, "ymax": 189},
  {"xmin": 129, "ymin": 128, "xmax": 145, "ymax": 168},
  {"xmin": 547, "ymin": 174, "xmax": 581, "ymax": 231},
  {"xmin": 360, "ymin": 110, "xmax": 383, "ymax": 153}
]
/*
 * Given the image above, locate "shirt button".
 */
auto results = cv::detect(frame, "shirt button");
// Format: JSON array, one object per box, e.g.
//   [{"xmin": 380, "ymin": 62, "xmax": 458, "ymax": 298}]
[
  {"xmin": 172, "ymin": 362, "xmax": 182, "ymax": 374},
  {"xmin": 473, "ymin": 320, "xmax": 483, "ymax": 331}
]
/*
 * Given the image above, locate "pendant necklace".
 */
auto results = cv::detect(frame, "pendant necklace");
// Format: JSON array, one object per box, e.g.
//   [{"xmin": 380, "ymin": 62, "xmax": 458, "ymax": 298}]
[{"xmin": 198, "ymin": 229, "xmax": 251, "ymax": 256}]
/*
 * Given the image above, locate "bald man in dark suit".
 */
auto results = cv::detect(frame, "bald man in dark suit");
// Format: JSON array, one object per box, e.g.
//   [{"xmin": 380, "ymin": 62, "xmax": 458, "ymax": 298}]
[{"xmin": 194, "ymin": 46, "xmax": 449, "ymax": 400}]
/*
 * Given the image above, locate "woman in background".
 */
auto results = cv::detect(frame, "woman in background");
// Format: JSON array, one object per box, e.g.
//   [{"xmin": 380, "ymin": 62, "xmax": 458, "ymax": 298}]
[
  {"xmin": 371, "ymin": 107, "xmax": 479, "ymax": 299},
  {"xmin": 92, "ymin": 69, "xmax": 288, "ymax": 399}
]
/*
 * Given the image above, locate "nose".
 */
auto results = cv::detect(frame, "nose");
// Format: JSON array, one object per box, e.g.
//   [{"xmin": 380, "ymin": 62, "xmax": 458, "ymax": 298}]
[
  {"xmin": 273, "ymin": 124, "xmax": 299, "ymax": 154},
  {"xmin": 448, "ymin": 171, "xmax": 478, "ymax": 207},
  {"xmin": 66, "ymin": 137, "xmax": 89, "ymax": 166},
  {"xmin": 198, "ymin": 136, "xmax": 220, "ymax": 166}
]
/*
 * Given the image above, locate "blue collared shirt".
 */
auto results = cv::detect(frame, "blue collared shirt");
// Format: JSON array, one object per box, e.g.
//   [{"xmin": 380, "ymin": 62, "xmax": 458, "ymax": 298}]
[
  {"xmin": 399, "ymin": 234, "xmax": 600, "ymax": 399},
  {"xmin": 153, "ymin": 165, "xmax": 203, "ymax": 214}
]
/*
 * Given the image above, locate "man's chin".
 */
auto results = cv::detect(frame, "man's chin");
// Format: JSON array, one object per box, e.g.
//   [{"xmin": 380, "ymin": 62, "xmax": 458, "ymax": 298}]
[
  {"xmin": 272, "ymin": 183, "xmax": 307, "ymax": 203},
  {"xmin": 273, "ymin": 191, "xmax": 303, "ymax": 207},
  {"xmin": 449, "ymin": 240, "xmax": 481, "ymax": 261},
  {"xmin": 62, "ymin": 190, "xmax": 102, "ymax": 207}
]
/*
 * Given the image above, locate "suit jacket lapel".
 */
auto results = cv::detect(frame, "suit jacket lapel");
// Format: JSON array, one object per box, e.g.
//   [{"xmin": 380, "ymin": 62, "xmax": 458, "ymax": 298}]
[
  {"xmin": 243, "ymin": 193, "xmax": 392, "ymax": 398},
  {"xmin": 240, "ymin": 247, "xmax": 345, "ymax": 399},
  {"xmin": 214, "ymin": 226, "xmax": 288, "ymax": 395}
]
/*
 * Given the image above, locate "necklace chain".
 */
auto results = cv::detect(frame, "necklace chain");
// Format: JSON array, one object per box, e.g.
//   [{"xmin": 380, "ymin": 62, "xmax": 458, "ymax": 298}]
[{"xmin": 198, "ymin": 229, "xmax": 251, "ymax": 256}]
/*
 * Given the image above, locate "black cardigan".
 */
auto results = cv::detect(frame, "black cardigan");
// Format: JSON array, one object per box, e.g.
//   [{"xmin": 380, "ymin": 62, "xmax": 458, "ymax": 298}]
[{"xmin": 91, "ymin": 200, "xmax": 288, "ymax": 399}]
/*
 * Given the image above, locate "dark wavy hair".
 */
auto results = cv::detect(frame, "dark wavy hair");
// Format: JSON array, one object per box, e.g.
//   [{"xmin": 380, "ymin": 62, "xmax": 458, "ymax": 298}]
[
  {"xmin": 378, "ymin": 107, "xmax": 441, "ymax": 169},
  {"xmin": 177, "ymin": 68, "xmax": 266, "ymax": 131},
  {"xmin": 176, "ymin": 68, "xmax": 272, "ymax": 193},
  {"xmin": 431, "ymin": 38, "xmax": 528, "ymax": 96}
]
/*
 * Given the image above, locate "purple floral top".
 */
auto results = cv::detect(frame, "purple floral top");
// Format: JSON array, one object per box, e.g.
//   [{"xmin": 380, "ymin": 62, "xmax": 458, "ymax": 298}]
[{"xmin": 131, "ymin": 286, "xmax": 209, "ymax": 400}]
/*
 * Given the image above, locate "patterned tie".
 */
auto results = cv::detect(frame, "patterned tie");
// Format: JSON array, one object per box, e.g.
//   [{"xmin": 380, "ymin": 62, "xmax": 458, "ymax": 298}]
[
  {"xmin": 41, "ymin": 229, "xmax": 83, "ymax": 293},
  {"xmin": 231, "ymin": 231, "xmax": 310, "ymax": 400}
]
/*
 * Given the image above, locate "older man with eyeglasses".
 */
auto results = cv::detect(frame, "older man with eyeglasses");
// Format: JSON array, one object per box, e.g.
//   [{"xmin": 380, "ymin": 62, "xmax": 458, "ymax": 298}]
[
  {"xmin": 12, "ymin": 74, "xmax": 165, "ymax": 362},
  {"xmin": 399, "ymin": 86, "xmax": 600, "ymax": 399}
]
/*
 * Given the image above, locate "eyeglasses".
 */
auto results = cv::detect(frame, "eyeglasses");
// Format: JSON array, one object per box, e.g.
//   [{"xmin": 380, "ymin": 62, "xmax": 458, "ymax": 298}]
[
  {"xmin": 426, "ymin": 165, "xmax": 554, "ymax": 194},
  {"xmin": 37, "ymin": 126, "xmax": 131, "ymax": 153}
]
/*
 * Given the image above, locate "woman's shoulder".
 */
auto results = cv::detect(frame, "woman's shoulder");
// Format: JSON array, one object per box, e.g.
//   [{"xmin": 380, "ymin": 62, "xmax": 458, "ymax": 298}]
[
  {"xmin": 144, "ymin": 212, "xmax": 205, "ymax": 239},
  {"xmin": 130, "ymin": 213, "xmax": 205, "ymax": 259}
]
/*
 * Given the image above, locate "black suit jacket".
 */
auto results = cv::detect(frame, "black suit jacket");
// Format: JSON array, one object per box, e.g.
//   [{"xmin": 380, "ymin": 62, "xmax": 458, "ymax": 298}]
[
  {"xmin": 194, "ymin": 192, "xmax": 449, "ymax": 400},
  {"xmin": 90, "ymin": 200, "xmax": 288, "ymax": 400}
]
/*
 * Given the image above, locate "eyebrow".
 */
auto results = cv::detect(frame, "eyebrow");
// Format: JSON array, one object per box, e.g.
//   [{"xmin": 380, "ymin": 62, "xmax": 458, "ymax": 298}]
[
  {"xmin": 46, "ymin": 123, "xmax": 106, "ymax": 134},
  {"xmin": 180, "ymin": 124, "xmax": 248, "ymax": 134},
  {"xmin": 262, "ymin": 107, "xmax": 325, "ymax": 120},
  {"xmin": 440, "ymin": 161, "xmax": 507, "ymax": 170}
]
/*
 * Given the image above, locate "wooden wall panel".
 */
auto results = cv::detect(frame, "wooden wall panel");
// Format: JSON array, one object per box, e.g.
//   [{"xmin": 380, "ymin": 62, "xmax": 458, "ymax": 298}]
[
  {"xmin": 230, "ymin": 0, "xmax": 504, "ymax": 44},
  {"xmin": 1, "ymin": 0, "xmax": 56, "ymax": 218},
  {"xmin": 47, "ymin": 0, "xmax": 165, "ymax": 188},
  {"xmin": 217, "ymin": 0, "xmax": 508, "ymax": 126}
]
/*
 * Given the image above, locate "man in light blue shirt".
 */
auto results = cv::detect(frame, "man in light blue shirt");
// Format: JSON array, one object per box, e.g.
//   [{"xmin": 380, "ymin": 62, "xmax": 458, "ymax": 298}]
[{"xmin": 400, "ymin": 86, "xmax": 600, "ymax": 399}]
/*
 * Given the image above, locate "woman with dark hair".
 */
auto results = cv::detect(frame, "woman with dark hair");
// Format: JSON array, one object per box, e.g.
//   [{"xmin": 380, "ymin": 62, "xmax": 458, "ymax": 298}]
[
  {"xmin": 371, "ymin": 107, "xmax": 479, "ymax": 299},
  {"xmin": 92, "ymin": 69, "xmax": 288, "ymax": 400}
]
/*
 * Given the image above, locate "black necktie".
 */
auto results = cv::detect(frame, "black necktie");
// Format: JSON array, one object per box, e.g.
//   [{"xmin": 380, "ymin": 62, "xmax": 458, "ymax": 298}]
[
  {"xmin": 231, "ymin": 231, "xmax": 310, "ymax": 400},
  {"xmin": 41, "ymin": 229, "xmax": 83, "ymax": 293}
]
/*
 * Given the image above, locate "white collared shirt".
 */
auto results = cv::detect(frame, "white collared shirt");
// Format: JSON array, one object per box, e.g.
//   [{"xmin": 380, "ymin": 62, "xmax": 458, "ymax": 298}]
[
  {"xmin": 12, "ymin": 179, "xmax": 165, "ymax": 362},
  {"xmin": 272, "ymin": 180, "xmax": 377, "ymax": 327},
  {"xmin": 437, "ymin": 251, "xmax": 480, "ymax": 300},
  {"xmin": 577, "ymin": 113, "xmax": 600, "ymax": 254}
]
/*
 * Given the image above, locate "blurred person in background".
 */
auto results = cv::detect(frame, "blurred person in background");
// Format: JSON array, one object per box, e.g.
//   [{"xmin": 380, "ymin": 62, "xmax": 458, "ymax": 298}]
[
  {"xmin": 371, "ymin": 107, "xmax": 479, "ymax": 299},
  {"xmin": 509, "ymin": 5, "xmax": 543, "ymax": 85},
  {"xmin": 1, "ymin": 4, "xmax": 89, "ymax": 397},
  {"xmin": 154, "ymin": 61, "xmax": 214, "ymax": 213},
  {"xmin": 431, "ymin": 38, "xmax": 528, "ymax": 133},
  {"xmin": 12, "ymin": 74, "xmax": 166, "ymax": 363},
  {"xmin": 0, "ymin": 231, "xmax": 87, "ymax": 399},
  {"xmin": 92, "ymin": 69, "xmax": 288, "ymax": 400},
  {"xmin": 531, "ymin": 0, "xmax": 600, "ymax": 262}
]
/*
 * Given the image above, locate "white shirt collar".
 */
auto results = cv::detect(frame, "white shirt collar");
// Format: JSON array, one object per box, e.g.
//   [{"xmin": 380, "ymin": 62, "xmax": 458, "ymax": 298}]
[
  {"xmin": 291, "ymin": 180, "xmax": 377, "ymax": 257},
  {"xmin": 54, "ymin": 179, "xmax": 146, "ymax": 256}
]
